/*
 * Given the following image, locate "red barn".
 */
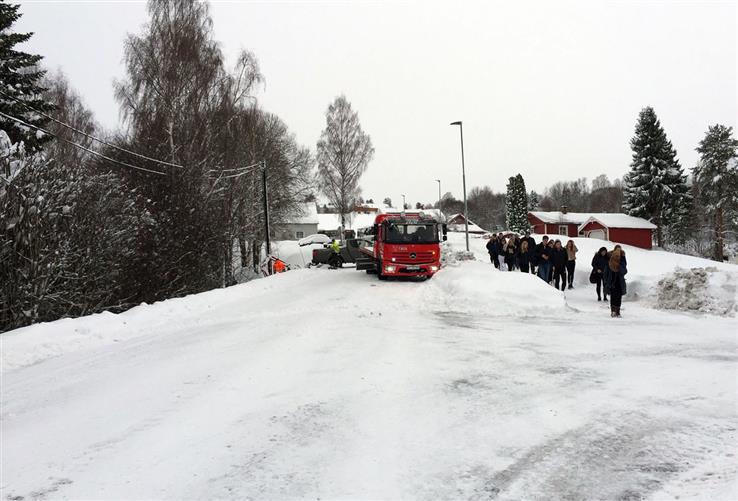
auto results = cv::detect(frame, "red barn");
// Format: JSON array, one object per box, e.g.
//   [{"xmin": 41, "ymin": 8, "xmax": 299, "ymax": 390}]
[{"xmin": 578, "ymin": 215, "xmax": 656, "ymax": 249}]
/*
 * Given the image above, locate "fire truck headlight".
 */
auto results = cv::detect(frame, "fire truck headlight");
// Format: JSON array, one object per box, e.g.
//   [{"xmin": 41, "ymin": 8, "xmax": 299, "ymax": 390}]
[
  {"xmin": 430, "ymin": 265, "xmax": 439, "ymax": 272},
  {"xmin": 384, "ymin": 265, "xmax": 396, "ymax": 273}
]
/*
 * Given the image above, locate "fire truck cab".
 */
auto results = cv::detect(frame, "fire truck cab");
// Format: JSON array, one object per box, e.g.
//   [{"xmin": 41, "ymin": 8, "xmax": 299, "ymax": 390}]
[{"xmin": 356, "ymin": 212, "xmax": 447, "ymax": 279}]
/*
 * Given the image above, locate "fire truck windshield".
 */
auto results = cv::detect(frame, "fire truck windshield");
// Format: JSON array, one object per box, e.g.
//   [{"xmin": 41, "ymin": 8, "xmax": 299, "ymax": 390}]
[{"xmin": 384, "ymin": 223, "xmax": 438, "ymax": 244}]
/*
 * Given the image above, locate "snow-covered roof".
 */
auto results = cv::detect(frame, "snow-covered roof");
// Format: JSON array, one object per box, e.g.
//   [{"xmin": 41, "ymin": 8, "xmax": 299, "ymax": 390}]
[
  {"xmin": 317, "ymin": 212, "xmax": 378, "ymax": 232},
  {"xmin": 579, "ymin": 214, "xmax": 657, "ymax": 231},
  {"xmin": 447, "ymin": 213, "xmax": 487, "ymax": 233},
  {"xmin": 285, "ymin": 202, "xmax": 319, "ymax": 225},
  {"xmin": 528, "ymin": 211, "xmax": 597, "ymax": 225}
]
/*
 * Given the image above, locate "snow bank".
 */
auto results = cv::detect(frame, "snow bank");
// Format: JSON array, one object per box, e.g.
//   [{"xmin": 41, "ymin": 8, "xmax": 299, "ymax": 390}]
[
  {"xmin": 271, "ymin": 239, "xmax": 324, "ymax": 269},
  {"xmin": 656, "ymin": 267, "xmax": 738, "ymax": 316},
  {"xmin": 422, "ymin": 261, "xmax": 570, "ymax": 318},
  {"xmin": 448, "ymin": 232, "xmax": 738, "ymax": 316},
  {"xmin": 0, "ymin": 270, "xmax": 319, "ymax": 373}
]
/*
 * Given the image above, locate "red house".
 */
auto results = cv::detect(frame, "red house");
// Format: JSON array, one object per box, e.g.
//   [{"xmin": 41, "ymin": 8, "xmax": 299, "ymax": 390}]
[
  {"xmin": 578, "ymin": 215, "xmax": 656, "ymax": 249},
  {"xmin": 527, "ymin": 210, "xmax": 591, "ymax": 237}
]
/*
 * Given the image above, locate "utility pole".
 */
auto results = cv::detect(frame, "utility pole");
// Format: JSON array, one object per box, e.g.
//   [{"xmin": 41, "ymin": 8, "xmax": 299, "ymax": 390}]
[
  {"xmin": 450, "ymin": 121, "xmax": 469, "ymax": 251},
  {"xmin": 261, "ymin": 160, "xmax": 271, "ymax": 273},
  {"xmin": 435, "ymin": 179, "xmax": 442, "ymax": 221}
]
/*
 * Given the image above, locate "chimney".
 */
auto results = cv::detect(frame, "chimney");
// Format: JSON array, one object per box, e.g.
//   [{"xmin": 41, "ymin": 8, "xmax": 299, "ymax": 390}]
[{"xmin": 560, "ymin": 205, "xmax": 568, "ymax": 214}]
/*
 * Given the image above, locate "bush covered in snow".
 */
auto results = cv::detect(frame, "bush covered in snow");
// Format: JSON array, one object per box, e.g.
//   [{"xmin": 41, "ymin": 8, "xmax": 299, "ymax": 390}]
[{"xmin": 656, "ymin": 267, "xmax": 737, "ymax": 316}]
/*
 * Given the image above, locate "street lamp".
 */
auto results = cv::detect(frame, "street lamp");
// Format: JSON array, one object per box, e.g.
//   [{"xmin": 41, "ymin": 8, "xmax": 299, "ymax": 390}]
[
  {"xmin": 450, "ymin": 121, "xmax": 469, "ymax": 251},
  {"xmin": 435, "ymin": 179, "xmax": 442, "ymax": 221}
]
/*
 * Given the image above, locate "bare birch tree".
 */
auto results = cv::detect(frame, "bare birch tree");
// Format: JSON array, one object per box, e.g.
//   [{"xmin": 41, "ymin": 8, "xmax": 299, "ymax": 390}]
[{"xmin": 316, "ymin": 95, "xmax": 374, "ymax": 236}]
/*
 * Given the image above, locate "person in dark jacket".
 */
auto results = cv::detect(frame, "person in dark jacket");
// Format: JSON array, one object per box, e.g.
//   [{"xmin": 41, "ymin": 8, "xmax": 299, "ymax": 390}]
[
  {"xmin": 485, "ymin": 236, "xmax": 497, "ymax": 266},
  {"xmin": 546, "ymin": 239, "xmax": 556, "ymax": 283},
  {"xmin": 523, "ymin": 232, "xmax": 536, "ymax": 274},
  {"xmin": 518, "ymin": 240, "xmax": 531, "ymax": 273},
  {"xmin": 591, "ymin": 247, "xmax": 609, "ymax": 301},
  {"xmin": 604, "ymin": 247, "xmax": 627, "ymax": 317},
  {"xmin": 503, "ymin": 236, "xmax": 517, "ymax": 271},
  {"xmin": 536, "ymin": 236, "xmax": 551, "ymax": 281},
  {"xmin": 550, "ymin": 239, "xmax": 568, "ymax": 291}
]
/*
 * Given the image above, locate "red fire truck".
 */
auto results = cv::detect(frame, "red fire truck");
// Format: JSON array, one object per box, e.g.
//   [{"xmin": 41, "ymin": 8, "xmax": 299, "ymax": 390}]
[{"xmin": 356, "ymin": 212, "xmax": 447, "ymax": 279}]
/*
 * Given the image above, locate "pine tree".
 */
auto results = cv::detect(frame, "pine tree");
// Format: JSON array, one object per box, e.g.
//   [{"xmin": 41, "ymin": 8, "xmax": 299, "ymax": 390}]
[
  {"xmin": 528, "ymin": 190, "xmax": 539, "ymax": 211},
  {"xmin": 666, "ymin": 189, "xmax": 694, "ymax": 246},
  {"xmin": 694, "ymin": 124, "xmax": 738, "ymax": 261},
  {"xmin": 505, "ymin": 174, "xmax": 529, "ymax": 233},
  {"xmin": 622, "ymin": 106, "xmax": 687, "ymax": 247},
  {"xmin": 0, "ymin": 3, "xmax": 54, "ymax": 153}
]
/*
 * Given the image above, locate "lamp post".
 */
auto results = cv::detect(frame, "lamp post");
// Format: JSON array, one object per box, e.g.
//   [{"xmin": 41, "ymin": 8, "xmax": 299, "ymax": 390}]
[
  {"xmin": 435, "ymin": 179, "xmax": 442, "ymax": 220},
  {"xmin": 450, "ymin": 121, "xmax": 469, "ymax": 251}
]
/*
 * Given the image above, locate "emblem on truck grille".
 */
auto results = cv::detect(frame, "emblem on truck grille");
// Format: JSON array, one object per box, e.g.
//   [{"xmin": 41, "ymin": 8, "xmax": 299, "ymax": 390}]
[{"xmin": 410, "ymin": 253, "xmax": 416, "ymax": 259}]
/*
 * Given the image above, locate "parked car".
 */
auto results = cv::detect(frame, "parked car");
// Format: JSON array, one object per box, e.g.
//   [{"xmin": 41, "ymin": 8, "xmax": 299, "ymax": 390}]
[
  {"xmin": 299, "ymin": 233, "xmax": 332, "ymax": 247},
  {"xmin": 311, "ymin": 239, "xmax": 365, "ymax": 267}
]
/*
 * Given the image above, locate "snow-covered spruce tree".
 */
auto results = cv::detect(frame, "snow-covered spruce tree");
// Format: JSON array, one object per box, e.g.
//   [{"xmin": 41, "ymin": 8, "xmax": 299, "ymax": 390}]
[
  {"xmin": 622, "ymin": 106, "xmax": 688, "ymax": 247},
  {"xmin": 693, "ymin": 124, "xmax": 738, "ymax": 261},
  {"xmin": 528, "ymin": 190, "xmax": 539, "ymax": 211},
  {"xmin": 505, "ymin": 174, "xmax": 529, "ymax": 233},
  {"xmin": 665, "ymin": 189, "xmax": 694, "ymax": 247},
  {"xmin": 0, "ymin": 2, "xmax": 54, "ymax": 154}
]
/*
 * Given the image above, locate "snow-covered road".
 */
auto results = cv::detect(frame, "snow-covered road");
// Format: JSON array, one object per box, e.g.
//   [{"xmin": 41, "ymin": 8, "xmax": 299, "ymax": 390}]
[{"xmin": 2, "ymin": 242, "xmax": 737, "ymax": 500}]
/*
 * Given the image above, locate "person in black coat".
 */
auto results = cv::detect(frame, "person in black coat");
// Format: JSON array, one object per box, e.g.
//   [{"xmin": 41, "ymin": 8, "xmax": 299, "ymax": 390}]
[
  {"xmin": 604, "ymin": 247, "xmax": 627, "ymax": 317},
  {"xmin": 535, "ymin": 236, "xmax": 551, "ymax": 281},
  {"xmin": 503, "ymin": 236, "xmax": 517, "ymax": 271},
  {"xmin": 518, "ymin": 239, "xmax": 532, "ymax": 273},
  {"xmin": 546, "ymin": 239, "xmax": 556, "ymax": 283},
  {"xmin": 523, "ymin": 232, "xmax": 536, "ymax": 274},
  {"xmin": 591, "ymin": 247, "xmax": 609, "ymax": 301},
  {"xmin": 550, "ymin": 239, "xmax": 568, "ymax": 291},
  {"xmin": 485, "ymin": 236, "xmax": 497, "ymax": 266}
]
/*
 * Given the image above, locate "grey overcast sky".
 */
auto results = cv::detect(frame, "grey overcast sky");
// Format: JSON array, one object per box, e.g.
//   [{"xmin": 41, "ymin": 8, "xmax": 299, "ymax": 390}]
[{"xmin": 15, "ymin": 0, "xmax": 738, "ymax": 205}]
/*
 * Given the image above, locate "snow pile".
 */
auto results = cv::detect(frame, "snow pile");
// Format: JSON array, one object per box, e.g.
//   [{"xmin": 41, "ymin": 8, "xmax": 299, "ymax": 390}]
[
  {"xmin": 271, "ymin": 239, "xmax": 325, "ymax": 269},
  {"xmin": 422, "ymin": 261, "xmax": 570, "ymax": 318},
  {"xmin": 656, "ymin": 267, "xmax": 738, "ymax": 316},
  {"xmin": 0, "ymin": 271, "xmax": 322, "ymax": 373},
  {"xmin": 440, "ymin": 240, "xmax": 475, "ymax": 267}
]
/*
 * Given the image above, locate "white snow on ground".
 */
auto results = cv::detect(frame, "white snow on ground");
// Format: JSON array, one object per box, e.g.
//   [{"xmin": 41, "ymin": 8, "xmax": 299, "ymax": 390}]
[{"xmin": 1, "ymin": 233, "xmax": 737, "ymax": 500}]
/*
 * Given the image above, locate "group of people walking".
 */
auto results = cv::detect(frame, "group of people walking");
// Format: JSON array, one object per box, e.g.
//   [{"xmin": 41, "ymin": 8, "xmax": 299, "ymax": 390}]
[
  {"xmin": 485, "ymin": 232, "xmax": 628, "ymax": 317},
  {"xmin": 485, "ymin": 232, "xmax": 578, "ymax": 291}
]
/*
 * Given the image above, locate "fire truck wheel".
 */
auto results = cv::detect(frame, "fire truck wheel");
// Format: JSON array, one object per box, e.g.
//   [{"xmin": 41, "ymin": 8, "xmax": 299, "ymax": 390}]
[{"xmin": 377, "ymin": 260, "xmax": 387, "ymax": 280}]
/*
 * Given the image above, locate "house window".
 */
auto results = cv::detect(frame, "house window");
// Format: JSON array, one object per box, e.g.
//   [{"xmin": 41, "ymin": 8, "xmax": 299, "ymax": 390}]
[
  {"xmin": 295, "ymin": 231, "xmax": 304, "ymax": 239},
  {"xmin": 558, "ymin": 225, "xmax": 568, "ymax": 235}
]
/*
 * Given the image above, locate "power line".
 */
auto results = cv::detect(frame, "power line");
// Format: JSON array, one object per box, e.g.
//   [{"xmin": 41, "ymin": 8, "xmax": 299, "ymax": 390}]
[
  {"xmin": 0, "ymin": 111, "xmax": 166, "ymax": 176},
  {"xmin": 207, "ymin": 162, "xmax": 261, "ymax": 174},
  {"xmin": 0, "ymin": 90, "xmax": 185, "ymax": 169}
]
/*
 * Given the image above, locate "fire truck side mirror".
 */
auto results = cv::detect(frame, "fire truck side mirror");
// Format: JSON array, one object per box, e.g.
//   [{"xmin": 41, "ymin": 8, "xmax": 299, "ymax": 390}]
[{"xmin": 442, "ymin": 224, "xmax": 448, "ymax": 241}]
